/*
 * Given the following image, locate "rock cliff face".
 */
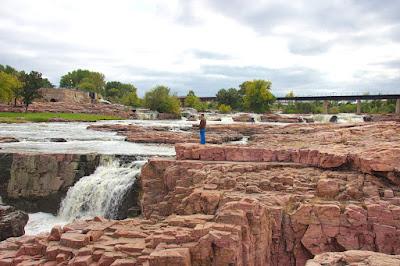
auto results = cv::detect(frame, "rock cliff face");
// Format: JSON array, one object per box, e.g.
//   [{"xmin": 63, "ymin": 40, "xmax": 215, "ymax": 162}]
[
  {"xmin": 0, "ymin": 205, "xmax": 28, "ymax": 241},
  {"xmin": 1, "ymin": 122, "xmax": 399, "ymax": 265},
  {"xmin": 0, "ymin": 153, "xmax": 100, "ymax": 213}
]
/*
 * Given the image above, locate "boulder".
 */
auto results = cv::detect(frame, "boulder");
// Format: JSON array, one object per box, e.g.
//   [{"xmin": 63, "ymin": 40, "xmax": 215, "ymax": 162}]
[
  {"xmin": 232, "ymin": 114, "xmax": 254, "ymax": 122},
  {"xmin": 0, "ymin": 137, "xmax": 19, "ymax": 143},
  {"xmin": 329, "ymin": 115, "xmax": 338, "ymax": 123},
  {"xmin": 49, "ymin": 138, "xmax": 67, "ymax": 142},
  {"xmin": 0, "ymin": 205, "xmax": 28, "ymax": 241},
  {"xmin": 260, "ymin": 113, "xmax": 304, "ymax": 123}
]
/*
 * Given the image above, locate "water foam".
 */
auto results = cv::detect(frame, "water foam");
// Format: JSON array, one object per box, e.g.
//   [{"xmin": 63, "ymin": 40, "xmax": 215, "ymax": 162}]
[{"xmin": 58, "ymin": 158, "xmax": 144, "ymax": 221}]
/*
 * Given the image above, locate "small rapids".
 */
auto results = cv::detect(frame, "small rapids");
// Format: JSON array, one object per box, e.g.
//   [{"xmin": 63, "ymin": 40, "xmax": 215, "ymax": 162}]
[{"xmin": 58, "ymin": 158, "xmax": 145, "ymax": 221}]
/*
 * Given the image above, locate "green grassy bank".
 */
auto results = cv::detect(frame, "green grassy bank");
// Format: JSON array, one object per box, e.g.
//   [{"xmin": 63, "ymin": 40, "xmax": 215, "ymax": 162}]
[{"xmin": 0, "ymin": 112, "xmax": 124, "ymax": 123}]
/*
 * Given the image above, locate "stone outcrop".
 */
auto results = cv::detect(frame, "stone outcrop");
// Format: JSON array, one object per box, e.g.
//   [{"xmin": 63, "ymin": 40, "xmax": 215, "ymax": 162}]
[
  {"xmin": 0, "ymin": 153, "xmax": 100, "ymax": 213},
  {"xmin": 0, "ymin": 204, "xmax": 28, "ymax": 241},
  {"xmin": 306, "ymin": 250, "xmax": 400, "ymax": 265},
  {"xmin": 88, "ymin": 124, "xmax": 244, "ymax": 144},
  {"xmin": 260, "ymin": 113, "xmax": 307, "ymax": 123},
  {"xmin": 364, "ymin": 114, "xmax": 400, "ymax": 122},
  {"xmin": 0, "ymin": 137, "xmax": 19, "ymax": 143},
  {"xmin": 232, "ymin": 113, "xmax": 254, "ymax": 122},
  {"xmin": 1, "ymin": 122, "xmax": 400, "ymax": 265},
  {"xmin": 157, "ymin": 113, "xmax": 181, "ymax": 120}
]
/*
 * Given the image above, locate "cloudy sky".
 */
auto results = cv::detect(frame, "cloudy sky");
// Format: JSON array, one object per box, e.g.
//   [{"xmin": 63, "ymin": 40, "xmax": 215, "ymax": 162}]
[{"xmin": 0, "ymin": 0, "xmax": 399, "ymax": 96}]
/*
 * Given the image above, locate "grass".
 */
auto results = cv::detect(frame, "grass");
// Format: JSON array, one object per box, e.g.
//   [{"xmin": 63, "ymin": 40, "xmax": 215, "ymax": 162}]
[{"xmin": 0, "ymin": 112, "xmax": 124, "ymax": 123}]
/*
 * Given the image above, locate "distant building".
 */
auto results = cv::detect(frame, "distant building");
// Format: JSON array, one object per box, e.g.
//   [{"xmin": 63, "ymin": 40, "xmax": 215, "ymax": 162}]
[{"xmin": 37, "ymin": 88, "xmax": 96, "ymax": 104}]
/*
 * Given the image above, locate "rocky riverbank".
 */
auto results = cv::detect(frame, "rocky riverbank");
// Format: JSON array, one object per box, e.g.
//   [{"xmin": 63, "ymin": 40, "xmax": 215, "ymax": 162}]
[
  {"xmin": 88, "ymin": 124, "xmax": 244, "ymax": 144},
  {"xmin": 0, "ymin": 121, "xmax": 399, "ymax": 265},
  {"xmin": 0, "ymin": 153, "xmax": 100, "ymax": 213},
  {"xmin": 0, "ymin": 102, "xmax": 133, "ymax": 119},
  {"xmin": 0, "ymin": 205, "xmax": 28, "ymax": 241}
]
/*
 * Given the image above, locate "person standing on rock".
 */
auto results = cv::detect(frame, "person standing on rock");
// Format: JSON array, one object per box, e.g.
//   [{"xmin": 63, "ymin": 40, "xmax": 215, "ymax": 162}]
[{"xmin": 199, "ymin": 114, "xmax": 206, "ymax": 144}]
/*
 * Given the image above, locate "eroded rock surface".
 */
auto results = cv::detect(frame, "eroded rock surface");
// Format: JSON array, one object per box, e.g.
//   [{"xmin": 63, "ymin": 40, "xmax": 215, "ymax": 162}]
[
  {"xmin": 0, "ymin": 137, "xmax": 19, "ymax": 143},
  {"xmin": 260, "ymin": 113, "xmax": 307, "ymax": 123},
  {"xmin": 1, "ymin": 122, "xmax": 400, "ymax": 265},
  {"xmin": 0, "ymin": 205, "xmax": 28, "ymax": 241},
  {"xmin": 0, "ymin": 153, "xmax": 100, "ymax": 213},
  {"xmin": 306, "ymin": 250, "xmax": 400, "ymax": 266},
  {"xmin": 88, "ymin": 124, "xmax": 243, "ymax": 144}
]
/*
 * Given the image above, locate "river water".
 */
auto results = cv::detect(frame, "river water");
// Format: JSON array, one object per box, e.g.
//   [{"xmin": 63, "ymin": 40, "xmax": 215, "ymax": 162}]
[{"xmin": 0, "ymin": 114, "xmax": 364, "ymax": 235}]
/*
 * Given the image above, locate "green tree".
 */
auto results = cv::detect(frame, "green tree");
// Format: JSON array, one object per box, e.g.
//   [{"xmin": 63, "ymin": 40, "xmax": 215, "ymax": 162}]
[
  {"xmin": 40, "ymin": 78, "xmax": 54, "ymax": 88},
  {"xmin": 241, "ymin": 80, "xmax": 275, "ymax": 113},
  {"xmin": 144, "ymin": 85, "xmax": 181, "ymax": 115},
  {"xmin": 121, "ymin": 91, "xmax": 142, "ymax": 107},
  {"xmin": 0, "ymin": 71, "xmax": 23, "ymax": 104},
  {"xmin": 60, "ymin": 69, "xmax": 105, "ymax": 94},
  {"xmin": 0, "ymin": 64, "xmax": 19, "ymax": 75},
  {"xmin": 184, "ymin": 90, "xmax": 201, "ymax": 109},
  {"xmin": 19, "ymin": 71, "xmax": 44, "ymax": 111},
  {"xmin": 105, "ymin": 81, "xmax": 139, "ymax": 105},
  {"xmin": 286, "ymin": 90, "xmax": 295, "ymax": 98},
  {"xmin": 218, "ymin": 104, "xmax": 232, "ymax": 113},
  {"xmin": 216, "ymin": 88, "xmax": 242, "ymax": 110}
]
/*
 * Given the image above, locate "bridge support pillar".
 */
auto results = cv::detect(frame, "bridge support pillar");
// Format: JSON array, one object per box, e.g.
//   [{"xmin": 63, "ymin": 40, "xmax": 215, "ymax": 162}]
[
  {"xmin": 323, "ymin": 100, "xmax": 329, "ymax": 114},
  {"xmin": 356, "ymin": 99, "xmax": 361, "ymax": 115},
  {"xmin": 396, "ymin": 99, "xmax": 400, "ymax": 115}
]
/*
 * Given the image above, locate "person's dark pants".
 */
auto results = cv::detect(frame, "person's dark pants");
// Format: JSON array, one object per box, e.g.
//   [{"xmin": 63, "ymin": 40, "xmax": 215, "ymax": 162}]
[{"xmin": 200, "ymin": 128, "xmax": 206, "ymax": 144}]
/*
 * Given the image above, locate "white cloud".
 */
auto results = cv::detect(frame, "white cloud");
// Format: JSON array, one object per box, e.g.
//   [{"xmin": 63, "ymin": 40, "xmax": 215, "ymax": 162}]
[{"xmin": 0, "ymin": 0, "xmax": 399, "ymax": 96}]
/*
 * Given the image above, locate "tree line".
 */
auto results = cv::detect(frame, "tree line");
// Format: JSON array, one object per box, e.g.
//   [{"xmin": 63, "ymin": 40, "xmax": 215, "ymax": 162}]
[
  {"xmin": 0, "ymin": 65, "xmax": 277, "ymax": 114},
  {"xmin": 0, "ymin": 64, "xmax": 53, "ymax": 111},
  {"xmin": 2, "ymin": 64, "xmax": 393, "ymax": 115}
]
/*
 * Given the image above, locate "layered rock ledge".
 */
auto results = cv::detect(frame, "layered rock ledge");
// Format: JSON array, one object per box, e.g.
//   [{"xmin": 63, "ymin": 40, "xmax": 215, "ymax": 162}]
[
  {"xmin": 0, "ymin": 153, "xmax": 100, "ymax": 213},
  {"xmin": 1, "ymin": 122, "xmax": 399, "ymax": 265},
  {"xmin": 0, "ymin": 137, "xmax": 19, "ymax": 143},
  {"xmin": 88, "ymin": 124, "xmax": 243, "ymax": 144}
]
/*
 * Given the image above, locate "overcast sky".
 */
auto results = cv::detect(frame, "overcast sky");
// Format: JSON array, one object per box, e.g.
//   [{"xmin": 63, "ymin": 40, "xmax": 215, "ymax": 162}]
[{"xmin": 1, "ymin": 0, "xmax": 399, "ymax": 96}]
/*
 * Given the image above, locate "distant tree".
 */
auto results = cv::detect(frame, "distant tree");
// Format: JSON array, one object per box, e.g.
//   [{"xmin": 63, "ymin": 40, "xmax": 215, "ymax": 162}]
[
  {"xmin": 241, "ymin": 80, "xmax": 275, "ymax": 113},
  {"xmin": 19, "ymin": 71, "xmax": 44, "ymax": 111},
  {"xmin": 0, "ymin": 64, "xmax": 19, "ymax": 75},
  {"xmin": 121, "ymin": 91, "xmax": 142, "ymax": 107},
  {"xmin": 218, "ymin": 104, "xmax": 232, "ymax": 113},
  {"xmin": 144, "ymin": 86, "xmax": 180, "ymax": 115},
  {"xmin": 184, "ymin": 90, "xmax": 201, "ymax": 109},
  {"xmin": 105, "ymin": 81, "xmax": 140, "ymax": 105},
  {"xmin": 0, "ymin": 71, "xmax": 23, "ymax": 104},
  {"xmin": 40, "ymin": 77, "xmax": 54, "ymax": 88},
  {"xmin": 286, "ymin": 90, "xmax": 295, "ymax": 98},
  {"xmin": 60, "ymin": 69, "xmax": 105, "ymax": 94},
  {"xmin": 216, "ymin": 88, "xmax": 242, "ymax": 110}
]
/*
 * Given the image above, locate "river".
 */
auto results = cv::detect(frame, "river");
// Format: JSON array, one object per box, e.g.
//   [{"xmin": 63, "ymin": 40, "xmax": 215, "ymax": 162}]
[{"xmin": 0, "ymin": 114, "xmax": 364, "ymax": 235}]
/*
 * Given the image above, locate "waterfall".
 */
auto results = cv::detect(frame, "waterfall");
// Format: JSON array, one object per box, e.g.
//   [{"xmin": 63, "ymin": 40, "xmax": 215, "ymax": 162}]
[{"xmin": 58, "ymin": 157, "xmax": 145, "ymax": 221}]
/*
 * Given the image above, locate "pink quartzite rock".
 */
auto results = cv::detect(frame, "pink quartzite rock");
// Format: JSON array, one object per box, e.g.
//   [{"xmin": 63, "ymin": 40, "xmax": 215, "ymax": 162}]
[{"xmin": 1, "ymin": 122, "xmax": 400, "ymax": 266}]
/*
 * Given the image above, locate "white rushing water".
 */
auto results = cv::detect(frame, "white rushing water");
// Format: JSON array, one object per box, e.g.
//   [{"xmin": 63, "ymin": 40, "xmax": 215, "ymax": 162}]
[
  {"xmin": 58, "ymin": 158, "xmax": 144, "ymax": 221},
  {"xmin": 25, "ymin": 158, "xmax": 144, "ymax": 235},
  {"xmin": 25, "ymin": 212, "xmax": 67, "ymax": 235},
  {"xmin": 0, "ymin": 121, "xmax": 175, "ymax": 155},
  {"xmin": 312, "ymin": 113, "xmax": 364, "ymax": 123}
]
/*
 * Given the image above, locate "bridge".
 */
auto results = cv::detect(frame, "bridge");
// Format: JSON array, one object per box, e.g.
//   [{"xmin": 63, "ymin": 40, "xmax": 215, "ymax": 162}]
[{"xmin": 178, "ymin": 94, "xmax": 400, "ymax": 114}]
